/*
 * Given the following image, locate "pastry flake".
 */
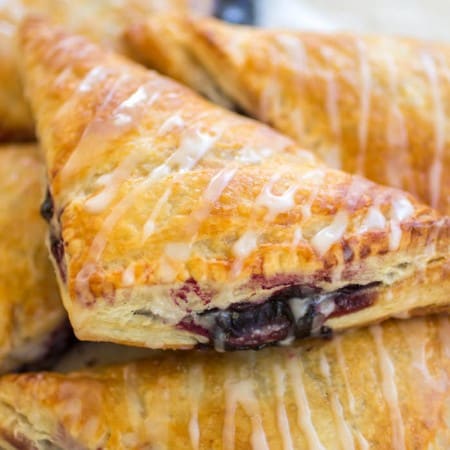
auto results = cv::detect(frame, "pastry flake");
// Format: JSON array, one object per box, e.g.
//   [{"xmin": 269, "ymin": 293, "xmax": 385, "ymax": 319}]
[
  {"xmin": 126, "ymin": 14, "xmax": 450, "ymax": 215},
  {"xmin": 20, "ymin": 18, "xmax": 450, "ymax": 350},
  {"xmin": 0, "ymin": 316, "xmax": 449, "ymax": 449}
]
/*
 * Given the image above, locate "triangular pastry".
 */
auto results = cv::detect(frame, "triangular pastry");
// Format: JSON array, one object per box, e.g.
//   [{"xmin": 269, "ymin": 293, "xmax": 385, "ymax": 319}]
[
  {"xmin": 126, "ymin": 15, "xmax": 450, "ymax": 215},
  {"xmin": 0, "ymin": 0, "xmax": 207, "ymax": 140},
  {"xmin": 20, "ymin": 18, "xmax": 450, "ymax": 350},
  {"xmin": 0, "ymin": 317, "xmax": 449, "ymax": 449},
  {"xmin": 0, "ymin": 145, "xmax": 67, "ymax": 372}
]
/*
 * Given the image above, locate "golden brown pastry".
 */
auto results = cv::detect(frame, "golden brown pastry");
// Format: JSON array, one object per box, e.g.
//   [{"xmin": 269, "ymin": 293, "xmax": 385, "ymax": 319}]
[
  {"xmin": 0, "ymin": 316, "xmax": 449, "ymax": 449},
  {"xmin": 20, "ymin": 18, "xmax": 450, "ymax": 351},
  {"xmin": 126, "ymin": 15, "xmax": 450, "ymax": 215},
  {"xmin": 0, "ymin": 0, "xmax": 210, "ymax": 140},
  {"xmin": 0, "ymin": 145, "xmax": 67, "ymax": 373}
]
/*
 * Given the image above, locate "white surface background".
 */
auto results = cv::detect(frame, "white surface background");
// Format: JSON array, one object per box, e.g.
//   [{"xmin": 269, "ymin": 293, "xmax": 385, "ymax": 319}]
[{"xmin": 257, "ymin": 0, "xmax": 450, "ymax": 42}]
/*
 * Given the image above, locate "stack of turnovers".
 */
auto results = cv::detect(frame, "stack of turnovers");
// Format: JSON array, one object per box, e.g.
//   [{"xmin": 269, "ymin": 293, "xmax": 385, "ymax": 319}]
[
  {"xmin": 20, "ymin": 18, "xmax": 450, "ymax": 351},
  {"xmin": 126, "ymin": 14, "xmax": 450, "ymax": 215},
  {"xmin": 0, "ymin": 0, "xmax": 209, "ymax": 140},
  {"xmin": 0, "ymin": 145, "xmax": 67, "ymax": 373},
  {"xmin": 0, "ymin": 317, "xmax": 449, "ymax": 449}
]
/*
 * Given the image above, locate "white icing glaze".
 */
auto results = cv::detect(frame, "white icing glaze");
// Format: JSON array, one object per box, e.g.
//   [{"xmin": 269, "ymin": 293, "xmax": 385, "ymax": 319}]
[
  {"xmin": 273, "ymin": 363, "xmax": 294, "ymax": 450},
  {"xmin": 286, "ymin": 356, "xmax": 326, "ymax": 450},
  {"xmin": 356, "ymin": 38, "xmax": 372, "ymax": 175},
  {"xmin": 74, "ymin": 263, "xmax": 97, "ymax": 304},
  {"xmin": 158, "ymin": 113, "xmax": 185, "ymax": 135},
  {"xmin": 319, "ymin": 351, "xmax": 355, "ymax": 450},
  {"xmin": 291, "ymin": 226, "xmax": 303, "ymax": 250},
  {"xmin": 300, "ymin": 169, "xmax": 325, "ymax": 219},
  {"xmin": 324, "ymin": 71, "xmax": 342, "ymax": 169},
  {"xmin": 203, "ymin": 167, "xmax": 238, "ymax": 203},
  {"xmin": 45, "ymin": 35, "xmax": 93, "ymax": 63},
  {"xmin": 260, "ymin": 77, "xmax": 277, "ymax": 122},
  {"xmin": 235, "ymin": 147, "xmax": 273, "ymax": 164},
  {"xmin": 391, "ymin": 196, "xmax": 414, "ymax": 221},
  {"xmin": 188, "ymin": 364, "xmax": 204, "ymax": 450},
  {"xmin": 231, "ymin": 231, "xmax": 258, "ymax": 276},
  {"xmin": 61, "ymin": 79, "xmax": 159, "ymax": 179},
  {"xmin": 355, "ymin": 431, "xmax": 370, "ymax": 450},
  {"xmin": 288, "ymin": 298, "xmax": 309, "ymax": 322},
  {"xmin": 334, "ymin": 335, "xmax": 356, "ymax": 414},
  {"xmin": 158, "ymin": 258, "xmax": 178, "ymax": 283},
  {"xmin": 370, "ymin": 325, "xmax": 406, "ymax": 450},
  {"xmin": 422, "ymin": 52, "xmax": 445, "ymax": 208},
  {"xmin": 122, "ymin": 263, "xmax": 135, "ymax": 287},
  {"xmin": 120, "ymin": 85, "xmax": 149, "ymax": 109},
  {"xmin": 0, "ymin": 20, "xmax": 14, "ymax": 36},
  {"xmin": 186, "ymin": 166, "xmax": 238, "ymax": 236},
  {"xmin": 275, "ymin": 33, "xmax": 308, "ymax": 70},
  {"xmin": 85, "ymin": 149, "xmax": 145, "ymax": 214},
  {"xmin": 140, "ymin": 128, "xmax": 220, "ymax": 240},
  {"xmin": 142, "ymin": 187, "xmax": 172, "ymax": 241},
  {"xmin": 164, "ymin": 242, "xmax": 191, "ymax": 262},
  {"xmin": 384, "ymin": 50, "xmax": 410, "ymax": 190},
  {"xmin": 389, "ymin": 196, "xmax": 414, "ymax": 251},
  {"xmin": 78, "ymin": 66, "xmax": 109, "ymax": 93},
  {"xmin": 223, "ymin": 379, "xmax": 270, "ymax": 450},
  {"xmin": 399, "ymin": 320, "xmax": 447, "ymax": 393},
  {"xmin": 311, "ymin": 210, "xmax": 348, "ymax": 255},
  {"xmin": 123, "ymin": 365, "xmax": 147, "ymax": 441},
  {"xmin": 361, "ymin": 206, "xmax": 386, "ymax": 231},
  {"xmin": 318, "ymin": 298, "xmax": 336, "ymax": 317},
  {"xmin": 360, "ymin": 206, "xmax": 386, "ymax": 232},
  {"xmin": 256, "ymin": 174, "xmax": 298, "ymax": 221}
]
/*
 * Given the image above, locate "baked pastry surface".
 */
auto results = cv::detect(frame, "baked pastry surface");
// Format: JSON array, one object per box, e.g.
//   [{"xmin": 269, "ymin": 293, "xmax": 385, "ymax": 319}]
[
  {"xmin": 0, "ymin": 145, "xmax": 67, "ymax": 372},
  {"xmin": 0, "ymin": 0, "xmax": 201, "ymax": 140},
  {"xmin": 126, "ymin": 15, "xmax": 450, "ymax": 215},
  {"xmin": 0, "ymin": 316, "xmax": 449, "ymax": 449},
  {"xmin": 20, "ymin": 18, "xmax": 450, "ymax": 350}
]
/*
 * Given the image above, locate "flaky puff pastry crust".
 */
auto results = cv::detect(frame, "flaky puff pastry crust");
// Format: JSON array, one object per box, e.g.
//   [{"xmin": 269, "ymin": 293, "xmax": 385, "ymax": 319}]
[
  {"xmin": 0, "ymin": 145, "xmax": 67, "ymax": 372},
  {"xmin": 0, "ymin": 316, "xmax": 449, "ymax": 449},
  {"xmin": 0, "ymin": 0, "xmax": 206, "ymax": 141},
  {"xmin": 19, "ymin": 18, "xmax": 450, "ymax": 350},
  {"xmin": 126, "ymin": 15, "xmax": 450, "ymax": 215}
]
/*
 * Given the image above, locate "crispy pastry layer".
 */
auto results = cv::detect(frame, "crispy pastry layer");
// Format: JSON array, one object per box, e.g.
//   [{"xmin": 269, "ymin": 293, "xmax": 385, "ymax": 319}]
[
  {"xmin": 0, "ymin": 145, "xmax": 66, "ymax": 372},
  {"xmin": 126, "ymin": 14, "xmax": 450, "ymax": 215},
  {"xmin": 20, "ymin": 19, "xmax": 450, "ymax": 350},
  {"xmin": 0, "ymin": 316, "xmax": 449, "ymax": 449},
  {"xmin": 0, "ymin": 0, "xmax": 204, "ymax": 140}
]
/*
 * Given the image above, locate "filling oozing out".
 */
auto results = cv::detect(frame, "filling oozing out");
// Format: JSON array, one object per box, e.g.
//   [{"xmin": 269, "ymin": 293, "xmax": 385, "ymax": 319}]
[
  {"xmin": 17, "ymin": 319, "xmax": 75, "ymax": 373},
  {"xmin": 178, "ymin": 282, "xmax": 379, "ymax": 351},
  {"xmin": 41, "ymin": 188, "xmax": 67, "ymax": 282}
]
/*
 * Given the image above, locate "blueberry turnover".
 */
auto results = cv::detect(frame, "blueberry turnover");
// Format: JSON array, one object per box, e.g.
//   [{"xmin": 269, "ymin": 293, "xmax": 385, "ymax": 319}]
[
  {"xmin": 0, "ymin": 316, "xmax": 449, "ymax": 449},
  {"xmin": 20, "ymin": 19, "xmax": 450, "ymax": 350},
  {"xmin": 0, "ymin": 145, "xmax": 67, "ymax": 372},
  {"xmin": 126, "ymin": 15, "xmax": 450, "ymax": 215}
]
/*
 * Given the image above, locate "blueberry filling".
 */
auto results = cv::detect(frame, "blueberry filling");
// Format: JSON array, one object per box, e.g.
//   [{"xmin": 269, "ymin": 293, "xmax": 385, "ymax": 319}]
[
  {"xmin": 17, "ymin": 319, "xmax": 75, "ymax": 373},
  {"xmin": 50, "ymin": 231, "xmax": 66, "ymax": 283},
  {"xmin": 41, "ymin": 187, "xmax": 67, "ymax": 282},
  {"xmin": 178, "ymin": 282, "xmax": 379, "ymax": 351},
  {"xmin": 40, "ymin": 188, "xmax": 54, "ymax": 222}
]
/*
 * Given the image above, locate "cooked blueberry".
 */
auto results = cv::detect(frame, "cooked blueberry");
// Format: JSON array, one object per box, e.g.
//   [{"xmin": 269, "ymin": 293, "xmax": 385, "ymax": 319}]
[
  {"xmin": 40, "ymin": 188, "xmax": 54, "ymax": 222},
  {"xmin": 212, "ymin": 300, "xmax": 292, "ymax": 350}
]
